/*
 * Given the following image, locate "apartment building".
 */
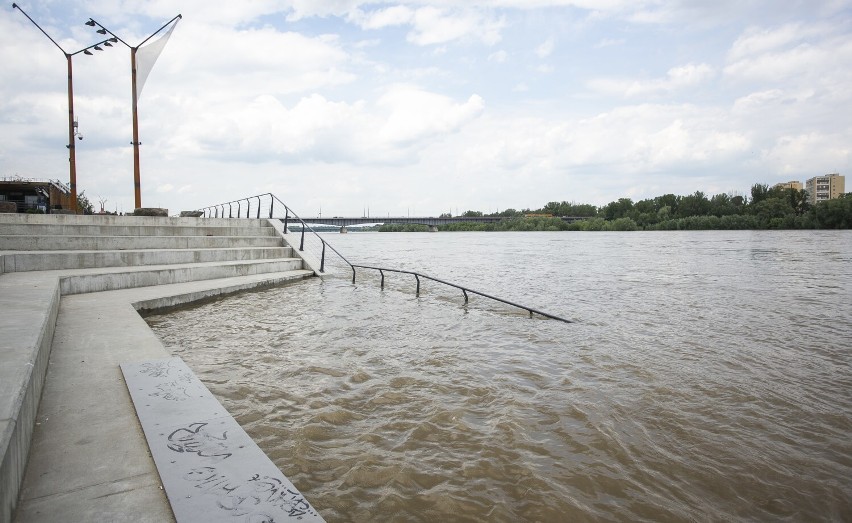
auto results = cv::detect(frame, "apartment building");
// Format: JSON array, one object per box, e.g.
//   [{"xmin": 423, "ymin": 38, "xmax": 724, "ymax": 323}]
[{"xmin": 805, "ymin": 173, "xmax": 845, "ymax": 204}]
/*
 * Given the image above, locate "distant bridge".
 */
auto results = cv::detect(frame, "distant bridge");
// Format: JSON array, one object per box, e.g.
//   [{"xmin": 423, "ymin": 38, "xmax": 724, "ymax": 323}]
[{"xmin": 290, "ymin": 216, "xmax": 588, "ymax": 227}]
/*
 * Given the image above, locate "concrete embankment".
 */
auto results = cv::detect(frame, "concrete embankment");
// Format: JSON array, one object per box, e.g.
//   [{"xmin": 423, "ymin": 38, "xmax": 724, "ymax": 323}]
[{"xmin": 0, "ymin": 214, "xmax": 319, "ymax": 522}]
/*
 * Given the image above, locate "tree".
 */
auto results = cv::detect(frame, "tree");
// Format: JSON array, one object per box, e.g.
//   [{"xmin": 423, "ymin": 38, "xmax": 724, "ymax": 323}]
[
  {"xmin": 602, "ymin": 198, "xmax": 634, "ymax": 220},
  {"xmin": 654, "ymin": 194, "xmax": 679, "ymax": 214},
  {"xmin": 750, "ymin": 183, "xmax": 770, "ymax": 204},
  {"xmin": 462, "ymin": 210, "xmax": 483, "ymax": 217},
  {"xmin": 709, "ymin": 193, "xmax": 734, "ymax": 217},
  {"xmin": 812, "ymin": 194, "xmax": 852, "ymax": 229},
  {"xmin": 77, "ymin": 191, "xmax": 94, "ymax": 215},
  {"xmin": 678, "ymin": 191, "xmax": 710, "ymax": 217},
  {"xmin": 751, "ymin": 197, "xmax": 794, "ymax": 227},
  {"xmin": 497, "ymin": 208, "xmax": 522, "ymax": 217}
]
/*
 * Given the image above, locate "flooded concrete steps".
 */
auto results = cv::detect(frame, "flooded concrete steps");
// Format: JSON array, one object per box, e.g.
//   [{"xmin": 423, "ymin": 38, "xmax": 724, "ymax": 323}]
[
  {"xmin": 1, "ymin": 247, "xmax": 293, "ymax": 273},
  {"xmin": 58, "ymin": 257, "xmax": 305, "ymax": 295},
  {"xmin": 0, "ymin": 214, "xmax": 314, "ymax": 522},
  {"xmin": 0, "ymin": 234, "xmax": 284, "ymax": 251},
  {"xmin": 0, "ymin": 223, "xmax": 279, "ymax": 237}
]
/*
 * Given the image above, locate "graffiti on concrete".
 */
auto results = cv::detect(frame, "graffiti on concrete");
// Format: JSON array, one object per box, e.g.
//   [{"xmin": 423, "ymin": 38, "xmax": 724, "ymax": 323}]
[{"xmin": 167, "ymin": 422, "xmax": 232, "ymax": 461}]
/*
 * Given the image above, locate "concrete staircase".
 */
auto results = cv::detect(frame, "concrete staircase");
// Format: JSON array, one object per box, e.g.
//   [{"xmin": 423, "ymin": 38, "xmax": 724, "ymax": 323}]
[{"xmin": 0, "ymin": 213, "xmax": 314, "ymax": 522}]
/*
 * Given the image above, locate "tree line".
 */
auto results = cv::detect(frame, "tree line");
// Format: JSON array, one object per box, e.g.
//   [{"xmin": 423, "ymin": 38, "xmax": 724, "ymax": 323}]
[{"xmin": 378, "ymin": 184, "xmax": 851, "ymax": 231}]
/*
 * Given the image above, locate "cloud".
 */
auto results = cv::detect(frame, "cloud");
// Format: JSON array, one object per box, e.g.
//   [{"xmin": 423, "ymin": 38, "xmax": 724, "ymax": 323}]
[
  {"xmin": 724, "ymin": 25, "xmax": 852, "ymax": 85},
  {"xmin": 488, "ymin": 50, "xmax": 509, "ymax": 62},
  {"xmin": 588, "ymin": 63, "xmax": 715, "ymax": 98},
  {"xmin": 2, "ymin": 1, "xmax": 851, "ymax": 215},
  {"xmin": 355, "ymin": 5, "xmax": 415, "ymax": 29},
  {"xmin": 727, "ymin": 23, "xmax": 815, "ymax": 62},
  {"xmin": 407, "ymin": 7, "xmax": 506, "ymax": 46},
  {"xmin": 376, "ymin": 86, "xmax": 485, "ymax": 144},
  {"xmin": 535, "ymin": 37, "xmax": 555, "ymax": 58},
  {"xmin": 348, "ymin": 4, "xmax": 508, "ymax": 45},
  {"xmin": 152, "ymin": 84, "xmax": 484, "ymax": 168},
  {"xmin": 594, "ymin": 37, "xmax": 625, "ymax": 48}
]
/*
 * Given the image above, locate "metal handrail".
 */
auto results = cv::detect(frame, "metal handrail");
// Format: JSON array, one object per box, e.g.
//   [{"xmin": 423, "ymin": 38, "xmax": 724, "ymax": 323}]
[
  {"xmin": 198, "ymin": 193, "xmax": 356, "ymax": 280},
  {"xmin": 197, "ymin": 193, "xmax": 571, "ymax": 323},
  {"xmin": 351, "ymin": 264, "xmax": 572, "ymax": 323}
]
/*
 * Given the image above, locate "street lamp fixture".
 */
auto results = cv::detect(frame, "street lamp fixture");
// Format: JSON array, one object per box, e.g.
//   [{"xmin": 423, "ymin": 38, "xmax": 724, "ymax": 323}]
[
  {"xmin": 12, "ymin": 3, "xmax": 116, "ymax": 214},
  {"xmin": 85, "ymin": 14, "xmax": 181, "ymax": 210}
]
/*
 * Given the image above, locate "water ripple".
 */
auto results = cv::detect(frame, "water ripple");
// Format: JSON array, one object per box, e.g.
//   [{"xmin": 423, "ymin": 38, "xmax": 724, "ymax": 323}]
[{"xmin": 147, "ymin": 231, "xmax": 852, "ymax": 522}]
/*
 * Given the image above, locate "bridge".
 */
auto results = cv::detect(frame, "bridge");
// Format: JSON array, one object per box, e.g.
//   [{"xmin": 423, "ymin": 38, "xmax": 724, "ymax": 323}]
[{"xmin": 291, "ymin": 216, "xmax": 588, "ymax": 227}]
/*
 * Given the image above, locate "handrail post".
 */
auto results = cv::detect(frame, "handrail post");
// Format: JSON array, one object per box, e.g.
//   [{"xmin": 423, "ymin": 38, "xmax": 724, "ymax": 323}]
[
  {"xmin": 269, "ymin": 197, "xmax": 274, "ymax": 219},
  {"xmin": 299, "ymin": 224, "xmax": 305, "ymax": 251},
  {"xmin": 236, "ymin": 201, "xmax": 241, "ymax": 218},
  {"xmin": 351, "ymin": 266, "xmax": 356, "ymax": 284},
  {"xmin": 256, "ymin": 196, "xmax": 261, "ymax": 219},
  {"xmin": 284, "ymin": 208, "xmax": 289, "ymax": 233},
  {"xmin": 415, "ymin": 274, "xmax": 420, "ymax": 296},
  {"xmin": 214, "ymin": 207, "xmax": 218, "ymax": 218},
  {"xmin": 462, "ymin": 289, "xmax": 468, "ymax": 303},
  {"xmin": 320, "ymin": 241, "xmax": 326, "ymax": 273},
  {"xmin": 228, "ymin": 202, "xmax": 232, "ymax": 218}
]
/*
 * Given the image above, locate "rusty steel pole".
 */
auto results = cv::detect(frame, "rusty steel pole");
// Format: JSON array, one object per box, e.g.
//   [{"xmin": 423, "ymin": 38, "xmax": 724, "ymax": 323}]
[
  {"xmin": 130, "ymin": 47, "xmax": 142, "ymax": 208},
  {"xmin": 12, "ymin": 3, "xmax": 114, "ymax": 214},
  {"xmin": 65, "ymin": 54, "xmax": 78, "ymax": 211}
]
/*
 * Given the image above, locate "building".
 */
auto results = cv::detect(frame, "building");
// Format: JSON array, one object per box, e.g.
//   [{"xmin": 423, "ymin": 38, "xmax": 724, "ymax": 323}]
[
  {"xmin": 805, "ymin": 173, "xmax": 845, "ymax": 204},
  {"xmin": 773, "ymin": 181, "xmax": 803, "ymax": 191},
  {"xmin": 0, "ymin": 177, "xmax": 73, "ymax": 213}
]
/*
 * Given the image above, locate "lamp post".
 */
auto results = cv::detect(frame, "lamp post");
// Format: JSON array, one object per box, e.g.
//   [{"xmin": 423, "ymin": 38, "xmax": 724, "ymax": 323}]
[
  {"xmin": 85, "ymin": 14, "xmax": 181, "ymax": 210},
  {"xmin": 12, "ymin": 3, "xmax": 116, "ymax": 213}
]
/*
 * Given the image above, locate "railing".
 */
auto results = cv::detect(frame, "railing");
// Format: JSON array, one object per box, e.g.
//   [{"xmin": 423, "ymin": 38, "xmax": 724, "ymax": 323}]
[
  {"xmin": 351, "ymin": 265, "xmax": 572, "ymax": 323},
  {"xmin": 198, "ymin": 193, "xmax": 572, "ymax": 323},
  {"xmin": 199, "ymin": 193, "xmax": 355, "ymax": 278}
]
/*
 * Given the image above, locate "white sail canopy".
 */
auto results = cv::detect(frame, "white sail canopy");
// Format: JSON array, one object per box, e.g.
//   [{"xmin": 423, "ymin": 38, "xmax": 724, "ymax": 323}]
[{"xmin": 135, "ymin": 18, "xmax": 180, "ymax": 100}]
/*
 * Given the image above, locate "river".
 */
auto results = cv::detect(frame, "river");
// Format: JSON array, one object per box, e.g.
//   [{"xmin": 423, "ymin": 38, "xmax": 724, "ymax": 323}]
[{"xmin": 146, "ymin": 230, "xmax": 852, "ymax": 522}]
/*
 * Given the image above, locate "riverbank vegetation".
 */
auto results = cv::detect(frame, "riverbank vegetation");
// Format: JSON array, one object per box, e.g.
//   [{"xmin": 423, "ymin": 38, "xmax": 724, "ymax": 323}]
[{"xmin": 378, "ymin": 184, "xmax": 851, "ymax": 231}]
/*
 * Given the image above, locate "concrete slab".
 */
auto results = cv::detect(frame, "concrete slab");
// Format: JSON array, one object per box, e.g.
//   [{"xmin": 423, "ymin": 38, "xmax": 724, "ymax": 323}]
[
  {"xmin": 0, "ymin": 235, "xmax": 283, "ymax": 251},
  {"xmin": 0, "ymin": 275, "xmax": 59, "ymax": 523},
  {"xmin": 0, "ymin": 224, "xmax": 277, "ymax": 238},
  {"xmin": 122, "ymin": 358, "xmax": 324, "ymax": 522},
  {"xmin": 11, "ymin": 271, "xmax": 315, "ymax": 522},
  {"xmin": 0, "ymin": 247, "xmax": 293, "ymax": 273}
]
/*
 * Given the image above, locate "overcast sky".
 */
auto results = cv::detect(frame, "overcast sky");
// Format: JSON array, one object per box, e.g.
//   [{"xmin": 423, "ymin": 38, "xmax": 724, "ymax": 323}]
[{"xmin": 1, "ymin": 1, "xmax": 850, "ymax": 216}]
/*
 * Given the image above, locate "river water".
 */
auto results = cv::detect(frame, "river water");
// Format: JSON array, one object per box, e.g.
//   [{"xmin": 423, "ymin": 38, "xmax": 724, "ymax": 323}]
[{"xmin": 146, "ymin": 230, "xmax": 851, "ymax": 522}]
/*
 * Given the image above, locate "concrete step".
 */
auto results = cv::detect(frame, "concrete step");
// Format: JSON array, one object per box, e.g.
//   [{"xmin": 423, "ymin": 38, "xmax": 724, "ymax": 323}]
[
  {"xmin": 2, "ymin": 268, "xmax": 315, "ymax": 522},
  {"xmin": 0, "ymin": 235, "xmax": 284, "ymax": 251},
  {"xmin": 1, "ymin": 247, "xmax": 294, "ymax": 273},
  {"xmin": 57, "ymin": 258, "xmax": 305, "ymax": 295},
  {"xmin": 0, "ymin": 214, "xmax": 269, "ymax": 228},
  {"xmin": 0, "ymin": 223, "xmax": 278, "ymax": 237},
  {"xmin": 0, "ymin": 275, "xmax": 59, "ymax": 523}
]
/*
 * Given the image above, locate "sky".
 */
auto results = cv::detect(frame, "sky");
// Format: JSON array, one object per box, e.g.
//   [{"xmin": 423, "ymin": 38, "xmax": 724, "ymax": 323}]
[{"xmin": 1, "ymin": 0, "xmax": 850, "ymax": 216}]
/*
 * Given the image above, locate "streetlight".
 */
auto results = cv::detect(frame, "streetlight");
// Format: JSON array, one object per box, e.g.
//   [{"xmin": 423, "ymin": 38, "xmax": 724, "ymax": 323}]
[
  {"xmin": 85, "ymin": 14, "xmax": 181, "ymax": 210},
  {"xmin": 12, "ymin": 3, "xmax": 116, "ymax": 213}
]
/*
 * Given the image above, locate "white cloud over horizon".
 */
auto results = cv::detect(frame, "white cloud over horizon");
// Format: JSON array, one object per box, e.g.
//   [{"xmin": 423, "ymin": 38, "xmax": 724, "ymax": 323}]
[{"xmin": 1, "ymin": 0, "xmax": 851, "ymax": 216}]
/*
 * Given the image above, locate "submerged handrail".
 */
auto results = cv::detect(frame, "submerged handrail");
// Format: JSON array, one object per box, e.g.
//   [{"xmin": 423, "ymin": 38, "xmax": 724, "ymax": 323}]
[
  {"xmin": 197, "ymin": 193, "xmax": 571, "ymax": 323},
  {"xmin": 351, "ymin": 264, "xmax": 572, "ymax": 323}
]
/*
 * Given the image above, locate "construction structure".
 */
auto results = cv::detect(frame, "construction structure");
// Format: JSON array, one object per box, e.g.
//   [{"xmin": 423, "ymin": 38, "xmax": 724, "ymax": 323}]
[{"xmin": 0, "ymin": 177, "xmax": 73, "ymax": 213}]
